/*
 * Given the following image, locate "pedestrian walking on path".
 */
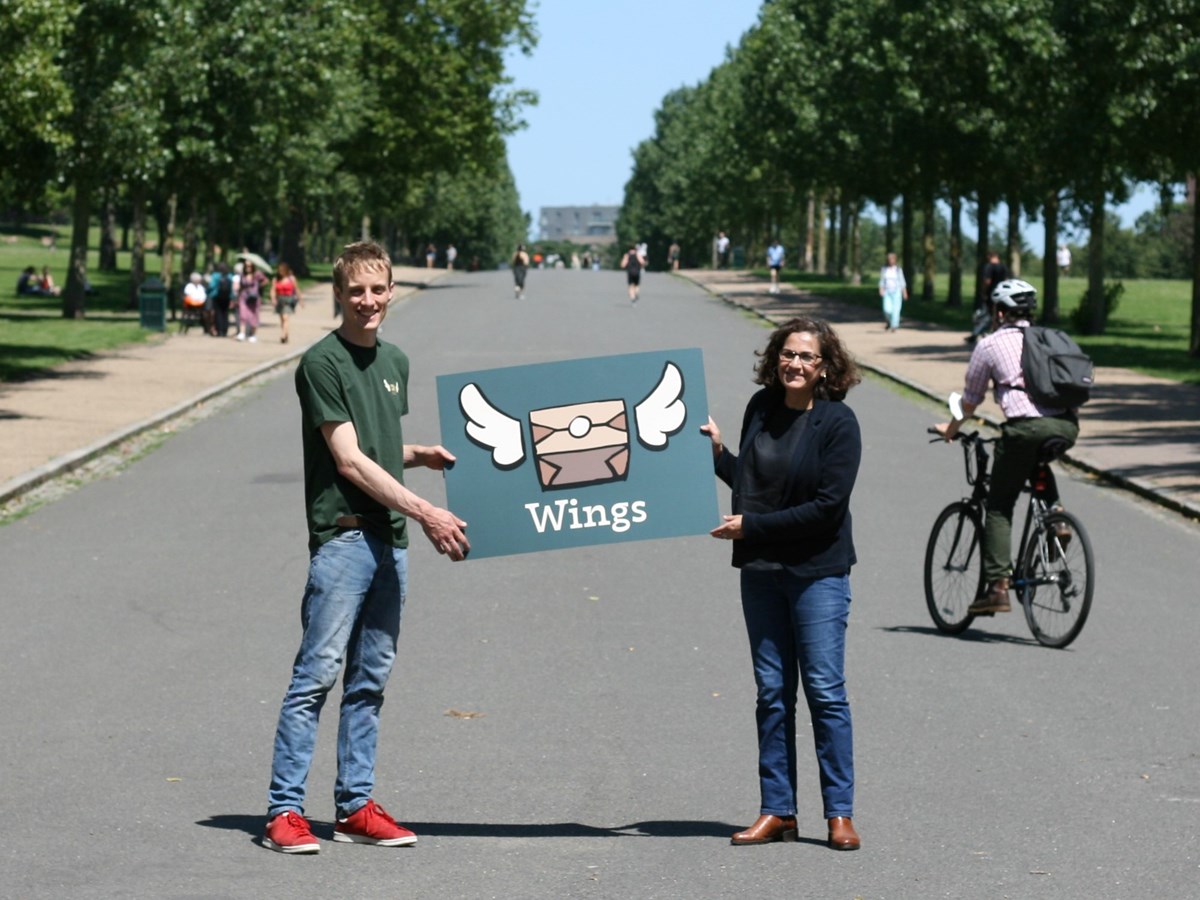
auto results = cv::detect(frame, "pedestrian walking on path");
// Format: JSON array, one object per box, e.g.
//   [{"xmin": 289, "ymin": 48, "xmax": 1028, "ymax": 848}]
[
  {"xmin": 235, "ymin": 260, "xmax": 268, "ymax": 343},
  {"xmin": 878, "ymin": 252, "xmax": 907, "ymax": 332},
  {"xmin": 263, "ymin": 241, "xmax": 469, "ymax": 854},
  {"xmin": 767, "ymin": 239, "xmax": 786, "ymax": 294},
  {"xmin": 702, "ymin": 316, "xmax": 863, "ymax": 852},
  {"xmin": 271, "ymin": 262, "xmax": 302, "ymax": 344},
  {"xmin": 621, "ymin": 243, "xmax": 646, "ymax": 303},
  {"xmin": 511, "ymin": 244, "xmax": 529, "ymax": 298}
]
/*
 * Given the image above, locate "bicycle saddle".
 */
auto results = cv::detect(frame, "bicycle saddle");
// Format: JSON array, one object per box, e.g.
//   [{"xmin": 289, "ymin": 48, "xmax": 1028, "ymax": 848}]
[{"xmin": 1037, "ymin": 436, "xmax": 1071, "ymax": 463}]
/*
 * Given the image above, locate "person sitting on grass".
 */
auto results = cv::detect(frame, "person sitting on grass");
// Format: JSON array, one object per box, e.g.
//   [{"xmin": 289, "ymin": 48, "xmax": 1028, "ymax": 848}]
[{"xmin": 17, "ymin": 266, "xmax": 46, "ymax": 296}]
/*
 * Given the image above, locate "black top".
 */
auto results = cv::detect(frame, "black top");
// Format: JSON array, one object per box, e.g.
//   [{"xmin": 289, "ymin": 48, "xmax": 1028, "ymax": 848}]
[{"xmin": 714, "ymin": 391, "xmax": 861, "ymax": 577}]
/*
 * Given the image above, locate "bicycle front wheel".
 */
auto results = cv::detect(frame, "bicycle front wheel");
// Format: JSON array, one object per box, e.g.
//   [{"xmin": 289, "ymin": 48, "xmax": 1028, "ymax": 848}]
[
  {"xmin": 924, "ymin": 501, "xmax": 984, "ymax": 634},
  {"xmin": 1019, "ymin": 510, "xmax": 1094, "ymax": 648}
]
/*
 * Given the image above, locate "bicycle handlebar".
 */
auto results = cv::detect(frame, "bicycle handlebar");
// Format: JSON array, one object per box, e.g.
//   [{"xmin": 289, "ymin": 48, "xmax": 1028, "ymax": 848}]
[{"xmin": 926, "ymin": 427, "xmax": 992, "ymax": 445}]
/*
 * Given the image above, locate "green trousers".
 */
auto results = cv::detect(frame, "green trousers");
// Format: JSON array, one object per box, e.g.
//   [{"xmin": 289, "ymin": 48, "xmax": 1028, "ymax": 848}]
[{"xmin": 984, "ymin": 415, "xmax": 1079, "ymax": 582}]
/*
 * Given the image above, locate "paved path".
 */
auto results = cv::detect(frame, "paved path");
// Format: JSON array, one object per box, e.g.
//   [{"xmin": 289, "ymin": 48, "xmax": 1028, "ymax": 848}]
[
  {"xmin": 0, "ymin": 266, "xmax": 445, "ymax": 504},
  {"xmin": 4, "ymin": 265, "xmax": 1197, "ymax": 521},
  {"xmin": 682, "ymin": 270, "xmax": 1200, "ymax": 520}
]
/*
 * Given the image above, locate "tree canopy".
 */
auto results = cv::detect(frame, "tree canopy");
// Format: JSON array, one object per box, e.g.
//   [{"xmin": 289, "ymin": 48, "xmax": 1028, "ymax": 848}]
[
  {"xmin": 619, "ymin": 0, "xmax": 1200, "ymax": 346},
  {"xmin": 0, "ymin": 0, "xmax": 537, "ymax": 316}
]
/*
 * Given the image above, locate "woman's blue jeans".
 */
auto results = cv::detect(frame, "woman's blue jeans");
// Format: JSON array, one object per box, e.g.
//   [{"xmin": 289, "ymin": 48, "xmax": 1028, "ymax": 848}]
[
  {"xmin": 268, "ymin": 529, "xmax": 407, "ymax": 819},
  {"xmin": 740, "ymin": 569, "xmax": 854, "ymax": 820}
]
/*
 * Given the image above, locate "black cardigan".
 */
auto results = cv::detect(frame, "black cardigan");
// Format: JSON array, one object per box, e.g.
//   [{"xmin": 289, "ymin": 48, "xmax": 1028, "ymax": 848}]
[{"xmin": 714, "ymin": 390, "xmax": 861, "ymax": 577}]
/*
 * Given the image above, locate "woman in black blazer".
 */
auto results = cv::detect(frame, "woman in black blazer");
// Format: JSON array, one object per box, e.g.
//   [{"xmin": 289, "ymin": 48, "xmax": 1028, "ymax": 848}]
[{"xmin": 703, "ymin": 316, "xmax": 863, "ymax": 851}]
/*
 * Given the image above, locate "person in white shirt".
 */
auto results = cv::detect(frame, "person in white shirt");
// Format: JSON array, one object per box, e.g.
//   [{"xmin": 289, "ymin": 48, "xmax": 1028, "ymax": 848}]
[
  {"xmin": 1055, "ymin": 244, "xmax": 1071, "ymax": 276},
  {"xmin": 877, "ymin": 253, "xmax": 907, "ymax": 332},
  {"xmin": 766, "ymin": 240, "xmax": 786, "ymax": 294}
]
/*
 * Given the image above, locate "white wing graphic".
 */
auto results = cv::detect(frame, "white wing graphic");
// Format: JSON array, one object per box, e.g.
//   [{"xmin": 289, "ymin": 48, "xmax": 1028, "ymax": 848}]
[
  {"xmin": 459, "ymin": 383, "xmax": 525, "ymax": 467},
  {"xmin": 634, "ymin": 362, "xmax": 686, "ymax": 449}
]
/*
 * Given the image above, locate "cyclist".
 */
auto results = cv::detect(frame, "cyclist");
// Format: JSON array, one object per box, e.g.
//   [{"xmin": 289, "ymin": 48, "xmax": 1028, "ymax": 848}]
[{"xmin": 934, "ymin": 279, "xmax": 1079, "ymax": 614}]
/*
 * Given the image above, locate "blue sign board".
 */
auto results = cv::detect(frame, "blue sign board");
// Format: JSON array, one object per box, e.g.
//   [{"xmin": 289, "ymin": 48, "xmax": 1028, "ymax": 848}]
[{"xmin": 436, "ymin": 348, "xmax": 718, "ymax": 559}]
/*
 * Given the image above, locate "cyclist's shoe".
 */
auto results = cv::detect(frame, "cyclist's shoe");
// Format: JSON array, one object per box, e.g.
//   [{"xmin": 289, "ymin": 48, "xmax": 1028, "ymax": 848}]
[
  {"xmin": 1046, "ymin": 507, "xmax": 1072, "ymax": 561},
  {"xmin": 969, "ymin": 578, "xmax": 1012, "ymax": 614}
]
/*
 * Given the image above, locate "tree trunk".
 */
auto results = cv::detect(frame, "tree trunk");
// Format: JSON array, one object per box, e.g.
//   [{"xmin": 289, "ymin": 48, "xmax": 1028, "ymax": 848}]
[
  {"xmin": 361, "ymin": 214, "xmax": 371, "ymax": 242},
  {"xmin": 1042, "ymin": 191, "xmax": 1060, "ymax": 324},
  {"xmin": 181, "ymin": 194, "xmax": 199, "ymax": 283},
  {"xmin": 838, "ymin": 200, "xmax": 850, "ymax": 279},
  {"xmin": 63, "ymin": 179, "xmax": 92, "ymax": 319},
  {"xmin": 1006, "ymin": 196, "xmax": 1021, "ymax": 276},
  {"xmin": 849, "ymin": 198, "xmax": 862, "ymax": 285},
  {"xmin": 128, "ymin": 183, "xmax": 146, "ymax": 309},
  {"xmin": 948, "ymin": 194, "xmax": 963, "ymax": 308},
  {"xmin": 975, "ymin": 191, "xmax": 991, "ymax": 311},
  {"xmin": 204, "ymin": 203, "xmax": 218, "ymax": 271},
  {"xmin": 162, "ymin": 193, "xmax": 178, "ymax": 320},
  {"xmin": 922, "ymin": 190, "xmax": 936, "ymax": 302},
  {"xmin": 1086, "ymin": 193, "xmax": 1106, "ymax": 335},
  {"xmin": 815, "ymin": 193, "xmax": 827, "ymax": 275},
  {"xmin": 803, "ymin": 190, "xmax": 814, "ymax": 272},
  {"xmin": 1191, "ymin": 185, "xmax": 1200, "ymax": 355},
  {"xmin": 901, "ymin": 192, "xmax": 914, "ymax": 296},
  {"xmin": 282, "ymin": 202, "xmax": 310, "ymax": 276},
  {"xmin": 99, "ymin": 188, "xmax": 118, "ymax": 272},
  {"xmin": 828, "ymin": 193, "xmax": 840, "ymax": 278},
  {"xmin": 885, "ymin": 199, "xmax": 894, "ymax": 253}
]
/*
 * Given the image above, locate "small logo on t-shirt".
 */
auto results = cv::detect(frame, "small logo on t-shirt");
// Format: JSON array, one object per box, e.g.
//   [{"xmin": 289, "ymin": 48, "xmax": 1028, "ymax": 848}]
[{"xmin": 383, "ymin": 378, "xmax": 400, "ymax": 395}]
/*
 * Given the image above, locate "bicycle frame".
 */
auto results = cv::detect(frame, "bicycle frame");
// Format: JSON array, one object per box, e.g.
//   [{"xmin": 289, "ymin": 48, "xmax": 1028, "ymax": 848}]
[{"xmin": 944, "ymin": 431, "xmax": 1057, "ymax": 582}]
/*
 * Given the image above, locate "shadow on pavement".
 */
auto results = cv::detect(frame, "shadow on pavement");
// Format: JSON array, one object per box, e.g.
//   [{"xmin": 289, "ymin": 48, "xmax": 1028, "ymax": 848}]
[
  {"xmin": 197, "ymin": 814, "xmax": 743, "ymax": 840},
  {"xmin": 879, "ymin": 624, "xmax": 1045, "ymax": 648}
]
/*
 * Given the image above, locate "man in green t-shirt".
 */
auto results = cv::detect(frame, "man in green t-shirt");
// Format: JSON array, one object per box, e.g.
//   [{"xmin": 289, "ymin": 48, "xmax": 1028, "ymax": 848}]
[{"xmin": 264, "ymin": 241, "xmax": 469, "ymax": 855}]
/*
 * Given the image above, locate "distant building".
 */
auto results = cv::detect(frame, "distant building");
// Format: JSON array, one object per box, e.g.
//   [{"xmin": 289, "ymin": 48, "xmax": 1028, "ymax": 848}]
[{"xmin": 538, "ymin": 205, "xmax": 619, "ymax": 246}]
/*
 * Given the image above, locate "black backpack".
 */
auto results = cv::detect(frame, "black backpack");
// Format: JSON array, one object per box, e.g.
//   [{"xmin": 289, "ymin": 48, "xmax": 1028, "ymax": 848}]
[
  {"xmin": 216, "ymin": 273, "xmax": 233, "ymax": 302},
  {"xmin": 1020, "ymin": 325, "xmax": 1094, "ymax": 408}
]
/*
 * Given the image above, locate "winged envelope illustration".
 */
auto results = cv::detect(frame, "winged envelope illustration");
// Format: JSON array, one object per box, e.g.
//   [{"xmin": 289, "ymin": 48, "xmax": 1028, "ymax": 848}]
[
  {"xmin": 456, "ymin": 360, "xmax": 686, "ymax": 491},
  {"xmin": 529, "ymin": 400, "xmax": 629, "ymax": 489}
]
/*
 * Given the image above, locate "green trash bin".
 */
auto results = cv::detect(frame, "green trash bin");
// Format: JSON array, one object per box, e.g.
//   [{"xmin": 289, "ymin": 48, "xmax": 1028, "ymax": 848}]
[
  {"xmin": 732, "ymin": 246, "xmax": 746, "ymax": 269},
  {"xmin": 139, "ymin": 276, "xmax": 167, "ymax": 331}
]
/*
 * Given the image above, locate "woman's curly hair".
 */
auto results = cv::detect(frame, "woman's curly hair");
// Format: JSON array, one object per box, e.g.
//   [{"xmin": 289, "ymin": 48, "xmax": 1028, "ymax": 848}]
[{"xmin": 753, "ymin": 317, "xmax": 862, "ymax": 401}]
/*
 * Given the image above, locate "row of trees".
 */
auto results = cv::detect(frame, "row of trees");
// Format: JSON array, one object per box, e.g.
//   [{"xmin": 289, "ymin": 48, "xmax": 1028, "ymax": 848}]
[
  {"xmin": 616, "ymin": 0, "xmax": 1200, "ymax": 352},
  {"xmin": 0, "ymin": 0, "xmax": 537, "ymax": 316}
]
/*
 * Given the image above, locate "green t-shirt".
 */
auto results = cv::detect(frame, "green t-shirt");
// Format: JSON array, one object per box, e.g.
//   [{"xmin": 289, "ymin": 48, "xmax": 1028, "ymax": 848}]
[{"xmin": 296, "ymin": 331, "xmax": 410, "ymax": 549}]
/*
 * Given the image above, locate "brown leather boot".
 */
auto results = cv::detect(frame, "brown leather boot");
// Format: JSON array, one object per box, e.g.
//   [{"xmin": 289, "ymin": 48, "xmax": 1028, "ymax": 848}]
[
  {"xmin": 731, "ymin": 814, "xmax": 798, "ymax": 845},
  {"xmin": 827, "ymin": 816, "xmax": 861, "ymax": 851},
  {"xmin": 969, "ymin": 577, "xmax": 1011, "ymax": 614}
]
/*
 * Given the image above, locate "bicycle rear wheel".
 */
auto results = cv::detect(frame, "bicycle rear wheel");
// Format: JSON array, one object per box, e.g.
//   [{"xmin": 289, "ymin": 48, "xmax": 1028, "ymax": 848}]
[
  {"xmin": 924, "ymin": 501, "xmax": 984, "ymax": 634},
  {"xmin": 1019, "ymin": 510, "xmax": 1094, "ymax": 648}
]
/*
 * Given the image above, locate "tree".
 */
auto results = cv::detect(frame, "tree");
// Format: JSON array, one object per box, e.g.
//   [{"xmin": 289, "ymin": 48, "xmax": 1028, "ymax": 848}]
[
  {"xmin": 53, "ymin": 0, "xmax": 169, "ymax": 318},
  {"xmin": 0, "ymin": 0, "xmax": 74, "ymax": 211}
]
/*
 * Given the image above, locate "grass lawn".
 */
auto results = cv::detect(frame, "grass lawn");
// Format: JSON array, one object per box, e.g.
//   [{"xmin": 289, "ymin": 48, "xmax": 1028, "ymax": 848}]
[
  {"xmin": 763, "ymin": 268, "xmax": 1200, "ymax": 385},
  {"xmin": 1, "ymin": 223, "xmax": 329, "ymax": 383}
]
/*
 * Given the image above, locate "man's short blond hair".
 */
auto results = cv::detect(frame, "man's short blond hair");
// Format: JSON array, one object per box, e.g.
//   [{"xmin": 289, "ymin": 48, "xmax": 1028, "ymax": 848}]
[{"xmin": 333, "ymin": 241, "xmax": 393, "ymax": 295}]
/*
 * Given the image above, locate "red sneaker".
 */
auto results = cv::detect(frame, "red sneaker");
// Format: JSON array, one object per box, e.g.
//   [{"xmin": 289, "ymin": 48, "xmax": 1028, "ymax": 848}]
[
  {"xmin": 263, "ymin": 810, "xmax": 320, "ymax": 854},
  {"xmin": 333, "ymin": 799, "xmax": 417, "ymax": 846}
]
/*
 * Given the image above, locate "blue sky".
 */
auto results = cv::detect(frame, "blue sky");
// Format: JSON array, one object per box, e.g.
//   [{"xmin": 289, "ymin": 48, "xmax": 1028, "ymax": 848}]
[
  {"xmin": 504, "ymin": 0, "xmax": 763, "ymax": 236},
  {"xmin": 504, "ymin": 1, "xmax": 1156, "ymax": 246}
]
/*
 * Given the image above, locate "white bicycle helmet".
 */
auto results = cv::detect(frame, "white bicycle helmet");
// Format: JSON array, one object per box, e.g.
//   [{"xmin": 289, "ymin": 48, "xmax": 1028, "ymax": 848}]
[{"xmin": 991, "ymin": 278, "xmax": 1037, "ymax": 312}]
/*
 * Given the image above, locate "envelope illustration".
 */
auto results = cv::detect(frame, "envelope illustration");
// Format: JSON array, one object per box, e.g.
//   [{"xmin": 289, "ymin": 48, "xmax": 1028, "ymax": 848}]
[{"xmin": 529, "ymin": 399, "xmax": 629, "ymax": 489}]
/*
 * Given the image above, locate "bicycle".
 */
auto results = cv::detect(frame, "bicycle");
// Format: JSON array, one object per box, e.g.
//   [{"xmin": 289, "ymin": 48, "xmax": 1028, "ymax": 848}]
[{"xmin": 923, "ymin": 418, "xmax": 1095, "ymax": 649}]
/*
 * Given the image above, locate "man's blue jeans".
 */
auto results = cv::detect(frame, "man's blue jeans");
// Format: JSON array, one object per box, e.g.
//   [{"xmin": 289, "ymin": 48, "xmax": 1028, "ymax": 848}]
[
  {"xmin": 740, "ymin": 569, "xmax": 854, "ymax": 820},
  {"xmin": 268, "ymin": 529, "xmax": 407, "ymax": 819}
]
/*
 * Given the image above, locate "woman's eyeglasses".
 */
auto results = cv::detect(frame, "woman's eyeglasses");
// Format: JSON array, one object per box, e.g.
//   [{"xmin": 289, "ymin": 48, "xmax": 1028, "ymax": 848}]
[{"xmin": 779, "ymin": 349, "xmax": 822, "ymax": 365}]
